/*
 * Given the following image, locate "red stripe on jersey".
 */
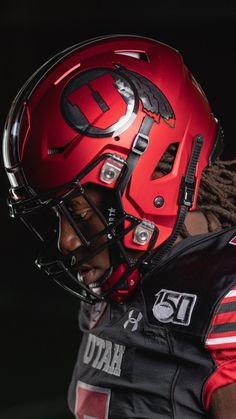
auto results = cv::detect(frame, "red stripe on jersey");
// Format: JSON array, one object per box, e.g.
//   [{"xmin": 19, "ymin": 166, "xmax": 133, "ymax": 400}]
[
  {"xmin": 216, "ymin": 289, "xmax": 236, "ymax": 302},
  {"xmin": 204, "ymin": 286, "xmax": 236, "ymax": 409},
  {"xmin": 207, "ymin": 330, "xmax": 236, "ymax": 339},
  {"xmin": 206, "ymin": 341, "xmax": 236, "ymax": 350},
  {"xmin": 217, "ymin": 296, "xmax": 236, "ymax": 304},
  {"xmin": 204, "ymin": 358, "xmax": 236, "ymax": 410},
  {"xmin": 212, "ymin": 311, "xmax": 236, "ymax": 326}
]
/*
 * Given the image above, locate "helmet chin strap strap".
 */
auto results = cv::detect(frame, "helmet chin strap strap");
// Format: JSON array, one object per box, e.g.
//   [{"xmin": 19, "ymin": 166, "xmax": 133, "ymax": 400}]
[
  {"xmin": 119, "ymin": 115, "xmax": 154, "ymax": 196},
  {"xmin": 106, "ymin": 114, "xmax": 154, "ymax": 270},
  {"xmin": 147, "ymin": 134, "xmax": 205, "ymax": 270}
]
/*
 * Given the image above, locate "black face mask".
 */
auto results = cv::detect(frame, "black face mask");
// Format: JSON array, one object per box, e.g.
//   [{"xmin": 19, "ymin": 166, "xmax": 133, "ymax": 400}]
[
  {"xmin": 11, "ymin": 182, "xmax": 147, "ymax": 303},
  {"xmin": 7, "ymin": 151, "xmax": 159, "ymax": 304}
]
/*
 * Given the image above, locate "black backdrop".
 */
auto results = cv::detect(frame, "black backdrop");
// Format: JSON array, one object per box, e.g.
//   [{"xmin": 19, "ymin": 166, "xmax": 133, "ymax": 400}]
[{"xmin": 1, "ymin": 2, "xmax": 236, "ymax": 418}]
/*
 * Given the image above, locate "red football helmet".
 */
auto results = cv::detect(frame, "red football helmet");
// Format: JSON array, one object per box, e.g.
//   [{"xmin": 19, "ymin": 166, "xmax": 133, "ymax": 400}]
[{"xmin": 2, "ymin": 34, "xmax": 223, "ymax": 303}]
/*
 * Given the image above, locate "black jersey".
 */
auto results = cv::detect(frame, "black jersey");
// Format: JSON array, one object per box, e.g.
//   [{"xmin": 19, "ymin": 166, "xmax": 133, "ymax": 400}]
[{"xmin": 67, "ymin": 227, "xmax": 236, "ymax": 419}]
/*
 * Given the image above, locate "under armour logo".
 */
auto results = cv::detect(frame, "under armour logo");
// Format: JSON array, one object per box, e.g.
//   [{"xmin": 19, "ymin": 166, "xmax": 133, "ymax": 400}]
[{"xmin": 123, "ymin": 310, "xmax": 143, "ymax": 331}]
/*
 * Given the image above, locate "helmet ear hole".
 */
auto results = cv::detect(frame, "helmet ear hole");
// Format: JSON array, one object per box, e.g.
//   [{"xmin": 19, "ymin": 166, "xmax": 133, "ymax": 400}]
[{"xmin": 151, "ymin": 142, "xmax": 179, "ymax": 179}]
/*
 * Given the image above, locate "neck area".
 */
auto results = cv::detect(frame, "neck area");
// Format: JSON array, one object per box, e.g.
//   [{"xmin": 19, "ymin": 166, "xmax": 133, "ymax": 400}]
[{"xmin": 175, "ymin": 211, "xmax": 222, "ymax": 245}]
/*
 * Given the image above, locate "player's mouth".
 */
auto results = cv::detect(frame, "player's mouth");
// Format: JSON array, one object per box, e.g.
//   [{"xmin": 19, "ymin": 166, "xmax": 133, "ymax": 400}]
[
  {"xmin": 76, "ymin": 264, "xmax": 113, "ymax": 294},
  {"xmin": 77, "ymin": 265, "xmax": 99, "ymax": 284},
  {"xmin": 76, "ymin": 264, "xmax": 111, "ymax": 287}
]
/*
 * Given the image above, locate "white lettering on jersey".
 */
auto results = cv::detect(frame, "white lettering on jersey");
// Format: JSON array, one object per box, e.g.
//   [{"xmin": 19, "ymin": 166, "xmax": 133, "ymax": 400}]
[
  {"xmin": 83, "ymin": 333, "xmax": 125, "ymax": 376},
  {"xmin": 152, "ymin": 289, "xmax": 197, "ymax": 326}
]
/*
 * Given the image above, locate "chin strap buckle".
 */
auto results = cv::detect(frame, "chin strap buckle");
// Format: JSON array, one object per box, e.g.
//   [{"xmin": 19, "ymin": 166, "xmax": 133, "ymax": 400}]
[
  {"xmin": 178, "ymin": 177, "xmax": 196, "ymax": 208},
  {"xmin": 178, "ymin": 134, "xmax": 204, "ymax": 209},
  {"xmin": 132, "ymin": 132, "xmax": 149, "ymax": 155}
]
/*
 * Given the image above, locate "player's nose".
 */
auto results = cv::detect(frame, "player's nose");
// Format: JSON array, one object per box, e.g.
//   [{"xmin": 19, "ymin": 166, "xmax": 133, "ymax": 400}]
[{"xmin": 57, "ymin": 216, "xmax": 82, "ymax": 254}]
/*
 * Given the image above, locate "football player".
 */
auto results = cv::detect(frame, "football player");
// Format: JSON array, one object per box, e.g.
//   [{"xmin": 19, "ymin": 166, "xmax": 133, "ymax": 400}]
[{"xmin": 3, "ymin": 34, "xmax": 236, "ymax": 418}]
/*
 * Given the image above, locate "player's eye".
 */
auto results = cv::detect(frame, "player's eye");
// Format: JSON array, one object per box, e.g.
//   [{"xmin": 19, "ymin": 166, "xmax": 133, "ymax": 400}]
[
  {"xmin": 65, "ymin": 204, "xmax": 92, "ymax": 224},
  {"xmin": 72, "ymin": 210, "xmax": 89, "ymax": 223},
  {"xmin": 52, "ymin": 201, "xmax": 92, "ymax": 224}
]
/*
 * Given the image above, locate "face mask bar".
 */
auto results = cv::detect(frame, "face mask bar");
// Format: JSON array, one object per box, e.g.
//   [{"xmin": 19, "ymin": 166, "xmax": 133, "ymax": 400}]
[
  {"xmin": 35, "ymin": 215, "xmax": 153, "ymax": 303},
  {"xmin": 34, "ymin": 206, "xmax": 159, "ymax": 304},
  {"xmin": 36, "ymin": 225, "xmax": 159, "ymax": 304},
  {"xmin": 33, "ymin": 193, "xmax": 159, "ymax": 303},
  {"xmin": 7, "ymin": 152, "xmax": 159, "ymax": 303}
]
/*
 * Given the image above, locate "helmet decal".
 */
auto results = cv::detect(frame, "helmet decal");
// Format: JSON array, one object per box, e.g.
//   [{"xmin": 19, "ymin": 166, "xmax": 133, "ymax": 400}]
[
  {"xmin": 61, "ymin": 65, "xmax": 175, "ymax": 139},
  {"xmin": 61, "ymin": 68, "xmax": 139, "ymax": 138},
  {"xmin": 117, "ymin": 65, "xmax": 176, "ymax": 127}
]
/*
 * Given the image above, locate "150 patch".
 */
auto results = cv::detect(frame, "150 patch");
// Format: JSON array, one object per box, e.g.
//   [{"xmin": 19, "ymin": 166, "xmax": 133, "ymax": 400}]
[{"xmin": 152, "ymin": 289, "xmax": 197, "ymax": 326}]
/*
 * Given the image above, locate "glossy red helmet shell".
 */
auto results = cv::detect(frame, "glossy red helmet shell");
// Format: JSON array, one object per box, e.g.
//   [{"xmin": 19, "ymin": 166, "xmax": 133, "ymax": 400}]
[{"xmin": 3, "ymin": 34, "xmax": 219, "ymax": 251}]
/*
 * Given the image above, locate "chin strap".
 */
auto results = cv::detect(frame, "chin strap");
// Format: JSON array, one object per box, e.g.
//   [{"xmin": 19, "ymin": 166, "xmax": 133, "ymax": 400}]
[
  {"xmin": 102, "ymin": 263, "xmax": 140, "ymax": 303},
  {"xmin": 118, "ymin": 115, "xmax": 154, "ymax": 195},
  {"xmin": 107, "ymin": 114, "xmax": 155, "ymax": 270},
  {"xmin": 146, "ymin": 134, "xmax": 205, "ymax": 270}
]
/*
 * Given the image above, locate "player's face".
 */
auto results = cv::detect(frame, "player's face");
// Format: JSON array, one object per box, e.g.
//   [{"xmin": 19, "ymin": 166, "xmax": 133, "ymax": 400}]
[{"xmin": 56, "ymin": 185, "xmax": 111, "ymax": 286}]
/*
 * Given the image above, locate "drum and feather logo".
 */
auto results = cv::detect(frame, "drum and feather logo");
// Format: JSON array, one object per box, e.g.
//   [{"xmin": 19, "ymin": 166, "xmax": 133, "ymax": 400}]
[{"xmin": 61, "ymin": 65, "xmax": 175, "ymax": 138}]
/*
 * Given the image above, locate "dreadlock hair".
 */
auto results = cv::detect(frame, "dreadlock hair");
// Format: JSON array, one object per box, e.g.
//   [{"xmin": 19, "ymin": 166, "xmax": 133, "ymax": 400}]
[
  {"xmin": 154, "ymin": 143, "xmax": 236, "ymax": 237},
  {"xmin": 198, "ymin": 158, "xmax": 236, "ymax": 227}
]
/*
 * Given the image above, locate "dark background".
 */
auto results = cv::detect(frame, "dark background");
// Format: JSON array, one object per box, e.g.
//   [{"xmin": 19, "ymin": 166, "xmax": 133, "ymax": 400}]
[{"xmin": 1, "ymin": 2, "xmax": 236, "ymax": 418}]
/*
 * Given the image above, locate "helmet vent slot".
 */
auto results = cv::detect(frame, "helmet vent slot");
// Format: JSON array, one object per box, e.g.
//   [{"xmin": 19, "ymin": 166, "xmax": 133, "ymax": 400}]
[
  {"xmin": 48, "ymin": 148, "xmax": 61, "ymax": 155},
  {"xmin": 48, "ymin": 139, "xmax": 74, "ymax": 155},
  {"xmin": 151, "ymin": 142, "xmax": 179, "ymax": 179},
  {"xmin": 114, "ymin": 50, "xmax": 149, "ymax": 62}
]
